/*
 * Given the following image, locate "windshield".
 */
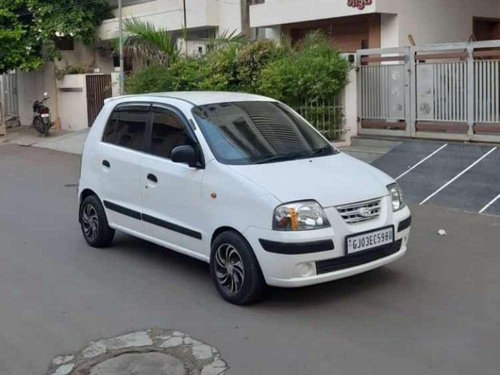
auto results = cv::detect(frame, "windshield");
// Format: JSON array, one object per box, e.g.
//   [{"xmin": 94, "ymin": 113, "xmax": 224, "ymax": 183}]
[{"xmin": 192, "ymin": 101, "xmax": 337, "ymax": 165}]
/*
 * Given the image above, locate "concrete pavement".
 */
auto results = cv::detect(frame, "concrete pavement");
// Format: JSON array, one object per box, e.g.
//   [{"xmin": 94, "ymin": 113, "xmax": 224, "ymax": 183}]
[
  {"xmin": 0, "ymin": 144, "xmax": 499, "ymax": 375},
  {"xmin": 1, "ymin": 125, "xmax": 89, "ymax": 155}
]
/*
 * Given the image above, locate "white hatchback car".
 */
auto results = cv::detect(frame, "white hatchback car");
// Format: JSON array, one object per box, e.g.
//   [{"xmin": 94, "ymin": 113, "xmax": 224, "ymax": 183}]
[{"xmin": 78, "ymin": 92, "xmax": 411, "ymax": 304}]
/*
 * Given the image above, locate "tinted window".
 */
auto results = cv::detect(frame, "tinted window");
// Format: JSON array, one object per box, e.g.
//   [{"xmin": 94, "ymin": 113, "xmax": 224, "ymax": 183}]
[
  {"xmin": 150, "ymin": 108, "xmax": 190, "ymax": 159},
  {"xmin": 192, "ymin": 101, "xmax": 336, "ymax": 165},
  {"xmin": 102, "ymin": 106, "xmax": 148, "ymax": 151}
]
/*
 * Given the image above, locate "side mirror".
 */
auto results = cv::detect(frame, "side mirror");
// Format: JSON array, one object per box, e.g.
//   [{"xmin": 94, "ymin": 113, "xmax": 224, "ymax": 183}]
[
  {"xmin": 171, "ymin": 145, "xmax": 197, "ymax": 168},
  {"xmin": 43, "ymin": 92, "xmax": 48, "ymax": 98}
]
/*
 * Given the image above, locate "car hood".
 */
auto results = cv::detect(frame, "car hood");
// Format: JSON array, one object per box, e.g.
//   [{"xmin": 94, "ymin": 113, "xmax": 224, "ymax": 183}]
[{"xmin": 230, "ymin": 153, "xmax": 393, "ymax": 207}]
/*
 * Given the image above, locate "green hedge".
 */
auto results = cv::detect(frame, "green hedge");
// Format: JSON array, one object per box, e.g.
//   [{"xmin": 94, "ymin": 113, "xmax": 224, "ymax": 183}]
[{"xmin": 126, "ymin": 33, "xmax": 351, "ymax": 108}]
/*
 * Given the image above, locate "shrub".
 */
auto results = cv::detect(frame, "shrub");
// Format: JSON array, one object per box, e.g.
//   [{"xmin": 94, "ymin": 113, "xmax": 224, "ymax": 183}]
[
  {"xmin": 125, "ymin": 65, "xmax": 174, "ymax": 93},
  {"xmin": 257, "ymin": 33, "xmax": 350, "ymax": 106},
  {"xmin": 126, "ymin": 58, "xmax": 209, "ymax": 93},
  {"xmin": 198, "ymin": 44, "xmax": 240, "ymax": 91},
  {"xmin": 168, "ymin": 58, "xmax": 208, "ymax": 91},
  {"xmin": 235, "ymin": 39, "xmax": 286, "ymax": 92},
  {"xmin": 126, "ymin": 32, "xmax": 351, "ymax": 107}
]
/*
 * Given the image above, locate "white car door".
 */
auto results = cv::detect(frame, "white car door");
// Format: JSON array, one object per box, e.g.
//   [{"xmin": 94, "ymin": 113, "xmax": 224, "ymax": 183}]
[
  {"xmin": 99, "ymin": 103, "xmax": 150, "ymax": 234},
  {"xmin": 140, "ymin": 104, "xmax": 206, "ymax": 260}
]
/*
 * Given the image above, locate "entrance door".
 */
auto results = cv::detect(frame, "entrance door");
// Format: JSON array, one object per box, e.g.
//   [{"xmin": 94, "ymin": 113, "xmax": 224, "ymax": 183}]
[{"xmin": 86, "ymin": 74, "xmax": 112, "ymax": 127}]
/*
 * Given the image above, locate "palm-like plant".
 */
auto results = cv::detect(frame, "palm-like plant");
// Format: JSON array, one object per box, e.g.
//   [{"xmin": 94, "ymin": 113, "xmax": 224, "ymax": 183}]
[
  {"xmin": 122, "ymin": 18, "xmax": 179, "ymax": 65},
  {"xmin": 205, "ymin": 29, "xmax": 247, "ymax": 50}
]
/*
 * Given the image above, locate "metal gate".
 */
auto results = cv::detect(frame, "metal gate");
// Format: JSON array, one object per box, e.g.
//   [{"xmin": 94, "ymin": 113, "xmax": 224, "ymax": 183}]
[
  {"xmin": 357, "ymin": 40, "xmax": 500, "ymax": 142},
  {"xmin": 357, "ymin": 47, "xmax": 411, "ymax": 136},
  {"xmin": 86, "ymin": 74, "xmax": 112, "ymax": 127},
  {"xmin": 0, "ymin": 72, "xmax": 20, "ymax": 125}
]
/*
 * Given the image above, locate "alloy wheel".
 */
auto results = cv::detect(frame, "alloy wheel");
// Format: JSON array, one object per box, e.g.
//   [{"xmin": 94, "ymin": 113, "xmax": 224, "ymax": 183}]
[
  {"xmin": 214, "ymin": 243, "xmax": 245, "ymax": 294},
  {"xmin": 82, "ymin": 204, "xmax": 99, "ymax": 241}
]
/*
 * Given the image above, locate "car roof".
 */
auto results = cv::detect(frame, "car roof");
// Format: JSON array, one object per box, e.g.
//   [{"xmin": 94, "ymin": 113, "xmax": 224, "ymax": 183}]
[{"xmin": 108, "ymin": 91, "xmax": 276, "ymax": 106}]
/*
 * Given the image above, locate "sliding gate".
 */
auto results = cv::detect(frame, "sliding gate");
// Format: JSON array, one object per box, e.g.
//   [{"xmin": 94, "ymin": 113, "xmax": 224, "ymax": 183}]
[{"xmin": 357, "ymin": 40, "xmax": 500, "ymax": 142}]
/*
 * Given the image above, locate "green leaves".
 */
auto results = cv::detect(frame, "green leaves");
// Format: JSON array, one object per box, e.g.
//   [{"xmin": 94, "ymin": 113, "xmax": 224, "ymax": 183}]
[
  {"xmin": 125, "ymin": 31, "xmax": 351, "ymax": 110},
  {"xmin": 258, "ymin": 32, "xmax": 351, "ymax": 106},
  {"xmin": 123, "ymin": 18, "xmax": 179, "ymax": 65},
  {"xmin": 0, "ymin": 0, "xmax": 110, "ymax": 72}
]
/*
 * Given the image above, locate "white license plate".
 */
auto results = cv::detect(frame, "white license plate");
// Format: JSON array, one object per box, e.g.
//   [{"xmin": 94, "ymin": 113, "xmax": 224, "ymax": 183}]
[
  {"xmin": 346, "ymin": 226, "xmax": 394, "ymax": 255},
  {"xmin": 41, "ymin": 114, "xmax": 50, "ymax": 118}
]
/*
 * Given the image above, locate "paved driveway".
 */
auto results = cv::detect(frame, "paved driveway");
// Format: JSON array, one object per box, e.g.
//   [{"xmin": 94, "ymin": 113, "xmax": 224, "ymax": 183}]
[
  {"xmin": 0, "ymin": 145, "xmax": 499, "ymax": 375},
  {"xmin": 371, "ymin": 140, "xmax": 500, "ymax": 216}
]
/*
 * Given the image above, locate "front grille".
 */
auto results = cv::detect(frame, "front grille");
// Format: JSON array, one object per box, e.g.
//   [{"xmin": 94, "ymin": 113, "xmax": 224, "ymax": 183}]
[
  {"xmin": 316, "ymin": 240, "xmax": 402, "ymax": 275},
  {"xmin": 336, "ymin": 198, "xmax": 382, "ymax": 224}
]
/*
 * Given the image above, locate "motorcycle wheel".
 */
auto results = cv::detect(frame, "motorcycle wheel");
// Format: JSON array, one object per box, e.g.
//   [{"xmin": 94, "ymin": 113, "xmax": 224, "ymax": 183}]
[
  {"xmin": 33, "ymin": 117, "xmax": 44, "ymax": 134},
  {"xmin": 43, "ymin": 120, "xmax": 50, "ymax": 137}
]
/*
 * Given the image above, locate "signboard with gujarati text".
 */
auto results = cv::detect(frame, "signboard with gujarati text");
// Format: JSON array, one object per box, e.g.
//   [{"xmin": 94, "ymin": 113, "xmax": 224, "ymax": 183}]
[{"xmin": 347, "ymin": 0, "xmax": 373, "ymax": 10}]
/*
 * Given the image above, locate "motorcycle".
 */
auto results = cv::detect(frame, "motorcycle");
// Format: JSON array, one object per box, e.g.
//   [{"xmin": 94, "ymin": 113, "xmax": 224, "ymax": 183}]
[{"xmin": 32, "ymin": 92, "xmax": 53, "ymax": 137}]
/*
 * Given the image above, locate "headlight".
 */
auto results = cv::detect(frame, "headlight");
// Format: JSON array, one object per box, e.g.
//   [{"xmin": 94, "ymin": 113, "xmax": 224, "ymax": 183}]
[
  {"xmin": 387, "ymin": 183, "xmax": 405, "ymax": 211},
  {"xmin": 273, "ymin": 201, "xmax": 330, "ymax": 231}
]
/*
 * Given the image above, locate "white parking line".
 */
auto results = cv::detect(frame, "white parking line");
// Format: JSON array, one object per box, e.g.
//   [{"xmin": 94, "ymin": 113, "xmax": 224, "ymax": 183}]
[
  {"xmin": 479, "ymin": 194, "xmax": 500, "ymax": 214},
  {"xmin": 419, "ymin": 147, "xmax": 497, "ymax": 205},
  {"xmin": 396, "ymin": 143, "xmax": 448, "ymax": 181}
]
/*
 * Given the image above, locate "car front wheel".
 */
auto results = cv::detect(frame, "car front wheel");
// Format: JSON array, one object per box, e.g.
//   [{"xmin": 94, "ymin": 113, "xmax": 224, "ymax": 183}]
[{"xmin": 210, "ymin": 231, "xmax": 265, "ymax": 305}]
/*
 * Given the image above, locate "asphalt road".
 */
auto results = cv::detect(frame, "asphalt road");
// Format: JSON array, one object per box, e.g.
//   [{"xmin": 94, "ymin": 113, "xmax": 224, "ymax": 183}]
[{"xmin": 1, "ymin": 144, "xmax": 499, "ymax": 375}]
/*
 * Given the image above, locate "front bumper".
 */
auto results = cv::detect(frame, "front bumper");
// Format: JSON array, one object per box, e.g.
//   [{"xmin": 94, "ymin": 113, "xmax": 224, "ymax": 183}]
[{"xmin": 243, "ymin": 198, "xmax": 411, "ymax": 288}]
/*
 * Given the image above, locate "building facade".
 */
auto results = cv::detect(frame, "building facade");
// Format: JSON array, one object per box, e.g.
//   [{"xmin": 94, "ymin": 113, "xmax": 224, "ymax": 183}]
[
  {"xmin": 10, "ymin": 0, "xmax": 500, "ymax": 131},
  {"xmin": 251, "ymin": 0, "xmax": 500, "ymax": 51}
]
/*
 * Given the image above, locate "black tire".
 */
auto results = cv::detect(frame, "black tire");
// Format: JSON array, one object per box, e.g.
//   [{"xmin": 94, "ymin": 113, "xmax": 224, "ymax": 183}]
[
  {"xmin": 79, "ymin": 195, "xmax": 115, "ymax": 248},
  {"xmin": 210, "ymin": 231, "xmax": 266, "ymax": 305},
  {"xmin": 43, "ymin": 123, "xmax": 50, "ymax": 137},
  {"xmin": 33, "ymin": 117, "xmax": 43, "ymax": 134}
]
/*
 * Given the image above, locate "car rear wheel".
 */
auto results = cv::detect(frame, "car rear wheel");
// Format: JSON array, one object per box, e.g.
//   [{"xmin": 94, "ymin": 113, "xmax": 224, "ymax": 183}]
[
  {"xmin": 210, "ymin": 231, "xmax": 266, "ymax": 305},
  {"xmin": 80, "ymin": 195, "xmax": 115, "ymax": 248}
]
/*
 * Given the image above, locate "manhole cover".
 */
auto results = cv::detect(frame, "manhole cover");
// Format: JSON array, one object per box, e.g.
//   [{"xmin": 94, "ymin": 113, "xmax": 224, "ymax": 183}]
[
  {"xmin": 89, "ymin": 352, "xmax": 186, "ymax": 375},
  {"xmin": 46, "ymin": 329, "xmax": 228, "ymax": 375}
]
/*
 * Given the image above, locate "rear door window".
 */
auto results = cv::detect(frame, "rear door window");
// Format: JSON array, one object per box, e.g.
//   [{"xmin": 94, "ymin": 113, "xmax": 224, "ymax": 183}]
[{"xmin": 102, "ymin": 105, "xmax": 150, "ymax": 152}]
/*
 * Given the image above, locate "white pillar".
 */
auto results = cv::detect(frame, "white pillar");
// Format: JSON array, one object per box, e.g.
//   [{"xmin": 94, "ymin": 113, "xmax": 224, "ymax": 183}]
[{"xmin": 339, "ymin": 68, "xmax": 358, "ymax": 146}]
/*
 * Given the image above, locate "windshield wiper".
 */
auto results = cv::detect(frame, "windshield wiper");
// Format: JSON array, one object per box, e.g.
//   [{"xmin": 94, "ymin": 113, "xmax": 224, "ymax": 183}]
[
  {"xmin": 255, "ymin": 152, "xmax": 308, "ymax": 164},
  {"xmin": 256, "ymin": 147, "xmax": 335, "ymax": 164},
  {"xmin": 311, "ymin": 146, "xmax": 333, "ymax": 156}
]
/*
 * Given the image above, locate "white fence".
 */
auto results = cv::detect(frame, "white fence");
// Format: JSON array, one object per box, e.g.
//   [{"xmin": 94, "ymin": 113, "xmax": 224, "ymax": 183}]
[
  {"xmin": 475, "ymin": 60, "xmax": 500, "ymax": 124},
  {"xmin": 356, "ymin": 40, "xmax": 500, "ymax": 142}
]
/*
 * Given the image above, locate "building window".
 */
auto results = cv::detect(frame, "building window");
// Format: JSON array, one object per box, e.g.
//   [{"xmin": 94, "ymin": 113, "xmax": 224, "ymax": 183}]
[
  {"xmin": 55, "ymin": 37, "xmax": 74, "ymax": 51},
  {"xmin": 473, "ymin": 17, "xmax": 500, "ymax": 41},
  {"xmin": 113, "ymin": 53, "xmax": 133, "ymax": 73}
]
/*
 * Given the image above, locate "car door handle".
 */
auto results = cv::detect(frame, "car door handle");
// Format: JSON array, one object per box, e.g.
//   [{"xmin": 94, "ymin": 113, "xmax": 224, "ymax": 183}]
[
  {"xmin": 147, "ymin": 173, "xmax": 158, "ymax": 183},
  {"xmin": 102, "ymin": 160, "xmax": 110, "ymax": 168}
]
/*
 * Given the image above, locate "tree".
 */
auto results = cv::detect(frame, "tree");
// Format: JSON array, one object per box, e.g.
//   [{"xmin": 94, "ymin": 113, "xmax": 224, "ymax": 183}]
[
  {"xmin": 123, "ymin": 18, "xmax": 179, "ymax": 65},
  {"xmin": 0, "ymin": 4, "xmax": 42, "ymax": 72},
  {"xmin": 0, "ymin": 0, "xmax": 110, "ymax": 73}
]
